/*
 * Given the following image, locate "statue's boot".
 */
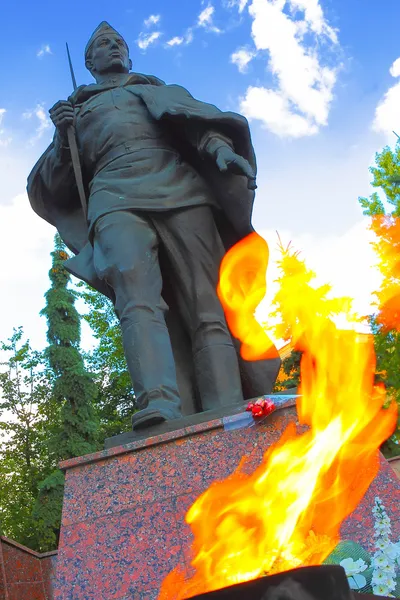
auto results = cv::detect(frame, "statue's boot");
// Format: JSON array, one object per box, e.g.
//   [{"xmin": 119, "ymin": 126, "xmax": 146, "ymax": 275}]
[
  {"xmin": 121, "ymin": 321, "xmax": 182, "ymax": 431},
  {"xmin": 194, "ymin": 343, "xmax": 244, "ymax": 412},
  {"xmin": 131, "ymin": 389, "xmax": 182, "ymax": 430},
  {"xmin": 132, "ymin": 409, "xmax": 165, "ymax": 429}
]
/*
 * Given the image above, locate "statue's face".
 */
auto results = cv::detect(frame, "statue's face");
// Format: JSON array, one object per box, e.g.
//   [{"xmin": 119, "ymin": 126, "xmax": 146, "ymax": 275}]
[{"xmin": 86, "ymin": 34, "xmax": 131, "ymax": 76}]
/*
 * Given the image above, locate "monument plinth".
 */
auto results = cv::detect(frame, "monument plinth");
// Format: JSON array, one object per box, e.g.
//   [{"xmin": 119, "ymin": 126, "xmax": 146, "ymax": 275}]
[
  {"xmin": 0, "ymin": 536, "xmax": 57, "ymax": 600},
  {"xmin": 53, "ymin": 402, "xmax": 400, "ymax": 600}
]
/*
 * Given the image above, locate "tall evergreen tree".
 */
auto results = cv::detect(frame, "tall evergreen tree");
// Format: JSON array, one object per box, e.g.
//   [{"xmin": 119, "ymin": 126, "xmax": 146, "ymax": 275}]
[{"xmin": 32, "ymin": 234, "xmax": 99, "ymax": 551}]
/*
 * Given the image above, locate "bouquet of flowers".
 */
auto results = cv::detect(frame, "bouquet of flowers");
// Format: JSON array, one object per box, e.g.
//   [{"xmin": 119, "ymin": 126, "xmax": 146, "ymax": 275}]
[
  {"xmin": 246, "ymin": 398, "xmax": 276, "ymax": 418},
  {"xmin": 324, "ymin": 498, "xmax": 400, "ymax": 597}
]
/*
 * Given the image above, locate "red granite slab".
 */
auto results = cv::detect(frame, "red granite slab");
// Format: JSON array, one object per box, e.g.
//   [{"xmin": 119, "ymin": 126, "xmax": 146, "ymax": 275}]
[
  {"xmin": 54, "ymin": 405, "xmax": 400, "ymax": 600},
  {"xmin": 56, "ymin": 500, "xmax": 182, "ymax": 599},
  {"xmin": 2, "ymin": 541, "xmax": 43, "ymax": 584},
  {"xmin": 41, "ymin": 554, "xmax": 58, "ymax": 600},
  {"xmin": 0, "ymin": 572, "xmax": 6, "ymax": 600},
  {"xmin": 0, "ymin": 537, "xmax": 57, "ymax": 600},
  {"xmin": 7, "ymin": 582, "xmax": 46, "ymax": 600},
  {"xmin": 60, "ymin": 408, "xmax": 300, "ymax": 528},
  {"xmin": 0, "ymin": 540, "xmax": 8, "ymax": 600}
]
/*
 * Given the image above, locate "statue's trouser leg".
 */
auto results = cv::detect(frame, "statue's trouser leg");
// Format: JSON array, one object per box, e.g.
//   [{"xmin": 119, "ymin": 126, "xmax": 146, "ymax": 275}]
[
  {"xmin": 152, "ymin": 205, "xmax": 244, "ymax": 411},
  {"xmin": 92, "ymin": 210, "xmax": 181, "ymax": 419}
]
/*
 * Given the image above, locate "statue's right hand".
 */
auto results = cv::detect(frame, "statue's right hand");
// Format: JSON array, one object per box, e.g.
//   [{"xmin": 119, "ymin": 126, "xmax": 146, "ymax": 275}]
[{"xmin": 49, "ymin": 100, "xmax": 75, "ymax": 143}]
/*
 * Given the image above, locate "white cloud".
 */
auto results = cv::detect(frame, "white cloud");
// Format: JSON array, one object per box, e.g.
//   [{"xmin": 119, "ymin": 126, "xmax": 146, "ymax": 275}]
[
  {"xmin": 289, "ymin": 0, "xmax": 338, "ymax": 42},
  {"xmin": 241, "ymin": 86, "xmax": 318, "ymax": 137},
  {"xmin": 0, "ymin": 193, "xmax": 95, "ymax": 353},
  {"xmin": 198, "ymin": 4, "xmax": 215, "ymax": 26},
  {"xmin": 138, "ymin": 14, "xmax": 163, "ymax": 50},
  {"xmin": 237, "ymin": 0, "xmax": 340, "ymax": 138},
  {"xmin": 225, "ymin": 0, "xmax": 249, "ymax": 12},
  {"xmin": 37, "ymin": 44, "xmax": 52, "ymax": 58},
  {"xmin": 185, "ymin": 29, "xmax": 194, "ymax": 45},
  {"xmin": 165, "ymin": 4, "xmax": 219, "ymax": 51},
  {"xmin": 144, "ymin": 14, "xmax": 161, "ymax": 28},
  {"xmin": 0, "ymin": 109, "xmax": 12, "ymax": 147},
  {"xmin": 166, "ymin": 29, "xmax": 194, "ymax": 47},
  {"xmin": 373, "ymin": 56, "xmax": 400, "ymax": 139},
  {"xmin": 390, "ymin": 57, "xmax": 400, "ymax": 78},
  {"xmin": 137, "ymin": 31, "xmax": 162, "ymax": 51},
  {"xmin": 167, "ymin": 36, "xmax": 184, "ymax": 47},
  {"xmin": 0, "ymin": 194, "xmax": 54, "ymax": 349},
  {"xmin": 22, "ymin": 104, "xmax": 52, "ymax": 146},
  {"xmin": 231, "ymin": 47, "xmax": 256, "ymax": 73},
  {"xmin": 198, "ymin": 3, "xmax": 222, "ymax": 33}
]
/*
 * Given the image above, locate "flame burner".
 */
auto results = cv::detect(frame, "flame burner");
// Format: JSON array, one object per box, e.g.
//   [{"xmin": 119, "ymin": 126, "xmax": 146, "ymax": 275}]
[{"xmin": 188, "ymin": 565, "xmax": 390, "ymax": 600}]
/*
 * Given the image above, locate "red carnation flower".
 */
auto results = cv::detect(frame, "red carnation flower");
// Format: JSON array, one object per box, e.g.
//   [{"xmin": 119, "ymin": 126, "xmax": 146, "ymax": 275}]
[{"xmin": 246, "ymin": 398, "xmax": 276, "ymax": 418}]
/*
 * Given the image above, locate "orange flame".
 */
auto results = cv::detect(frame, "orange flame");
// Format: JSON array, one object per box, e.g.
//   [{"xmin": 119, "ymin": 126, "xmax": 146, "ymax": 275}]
[
  {"xmin": 371, "ymin": 215, "xmax": 400, "ymax": 331},
  {"xmin": 158, "ymin": 233, "xmax": 397, "ymax": 600},
  {"xmin": 216, "ymin": 232, "xmax": 275, "ymax": 360}
]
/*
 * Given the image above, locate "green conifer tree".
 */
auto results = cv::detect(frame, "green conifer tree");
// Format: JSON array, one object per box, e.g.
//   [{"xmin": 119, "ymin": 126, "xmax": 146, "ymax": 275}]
[{"xmin": 32, "ymin": 234, "xmax": 99, "ymax": 551}]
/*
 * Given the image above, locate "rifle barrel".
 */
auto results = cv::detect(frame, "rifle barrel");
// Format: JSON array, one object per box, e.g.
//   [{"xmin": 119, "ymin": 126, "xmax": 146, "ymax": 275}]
[
  {"xmin": 65, "ymin": 42, "xmax": 87, "ymax": 217},
  {"xmin": 66, "ymin": 43, "xmax": 77, "ymax": 91}
]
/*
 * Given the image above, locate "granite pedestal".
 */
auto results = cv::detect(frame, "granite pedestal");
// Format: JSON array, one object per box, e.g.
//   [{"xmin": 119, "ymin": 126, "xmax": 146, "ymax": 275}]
[
  {"xmin": 0, "ymin": 536, "xmax": 57, "ymax": 600},
  {"xmin": 54, "ymin": 403, "xmax": 400, "ymax": 600}
]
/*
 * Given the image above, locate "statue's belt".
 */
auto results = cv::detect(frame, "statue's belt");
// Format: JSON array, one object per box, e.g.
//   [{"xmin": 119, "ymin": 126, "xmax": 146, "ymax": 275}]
[{"xmin": 92, "ymin": 140, "xmax": 180, "ymax": 178}]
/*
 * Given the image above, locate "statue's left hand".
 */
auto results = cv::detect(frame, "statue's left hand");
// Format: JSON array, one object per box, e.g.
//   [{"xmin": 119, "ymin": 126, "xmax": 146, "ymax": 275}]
[{"xmin": 215, "ymin": 146, "xmax": 257, "ymax": 190}]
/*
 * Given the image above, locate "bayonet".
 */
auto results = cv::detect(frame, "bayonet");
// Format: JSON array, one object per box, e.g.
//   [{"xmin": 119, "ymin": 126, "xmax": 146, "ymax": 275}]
[
  {"xmin": 66, "ymin": 42, "xmax": 77, "ymax": 90},
  {"xmin": 65, "ymin": 43, "xmax": 87, "ymax": 219}
]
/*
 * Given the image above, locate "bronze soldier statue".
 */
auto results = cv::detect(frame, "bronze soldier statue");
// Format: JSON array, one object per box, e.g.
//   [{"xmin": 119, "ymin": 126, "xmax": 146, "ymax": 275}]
[{"xmin": 27, "ymin": 22, "xmax": 280, "ymax": 431}]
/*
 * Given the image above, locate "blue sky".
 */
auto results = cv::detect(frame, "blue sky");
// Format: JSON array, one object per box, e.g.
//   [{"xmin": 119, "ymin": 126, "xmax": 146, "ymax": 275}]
[{"xmin": 1, "ymin": 0, "xmax": 399, "ymax": 349}]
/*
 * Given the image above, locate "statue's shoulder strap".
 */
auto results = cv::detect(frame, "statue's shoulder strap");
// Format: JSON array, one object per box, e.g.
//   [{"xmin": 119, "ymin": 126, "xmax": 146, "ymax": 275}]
[{"xmin": 127, "ymin": 72, "xmax": 166, "ymax": 86}]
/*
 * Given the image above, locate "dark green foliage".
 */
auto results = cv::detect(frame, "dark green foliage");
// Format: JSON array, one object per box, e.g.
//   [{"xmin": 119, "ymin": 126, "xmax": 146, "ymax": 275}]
[
  {"xmin": 41, "ymin": 234, "xmax": 99, "ymax": 460},
  {"xmin": 32, "ymin": 234, "xmax": 99, "ymax": 551},
  {"xmin": 0, "ymin": 328, "xmax": 57, "ymax": 550},
  {"xmin": 281, "ymin": 350, "xmax": 302, "ymax": 390},
  {"xmin": 77, "ymin": 282, "xmax": 136, "ymax": 441},
  {"xmin": 359, "ymin": 144, "xmax": 400, "ymax": 217},
  {"xmin": 273, "ymin": 349, "xmax": 302, "ymax": 392},
  {"xmin": 369, "ymin": 314, "xmax": 400, "ymax": 458},
  {"xmin": 1, "ymin": 234, "xmax": 136, "ymax": 551},
  {"xmin": 31, "ymin": 470, "xmax": 65, "ymax": 552}
]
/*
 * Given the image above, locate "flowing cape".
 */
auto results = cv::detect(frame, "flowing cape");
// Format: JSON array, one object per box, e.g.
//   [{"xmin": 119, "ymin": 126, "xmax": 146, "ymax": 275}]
[{"xmin": 27, "ymin": 73, "xmax": 281, "ymax": 408}]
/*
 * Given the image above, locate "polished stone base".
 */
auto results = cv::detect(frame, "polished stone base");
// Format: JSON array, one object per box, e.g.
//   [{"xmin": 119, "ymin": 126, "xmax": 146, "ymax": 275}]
[
  {"xmin": 105, "ymin": 402, "xmax": 247, "ymax": 448},
  {"xmin": 54, "ymin": 402, "xmax": 400, "ymax": 600},
  {"xmin": 0, "ymin": 536, "xmax": 57, "ymax": 600},
  {"xmin": 104, "ymin": 391, "xmax": 298, "ymax": 448}
]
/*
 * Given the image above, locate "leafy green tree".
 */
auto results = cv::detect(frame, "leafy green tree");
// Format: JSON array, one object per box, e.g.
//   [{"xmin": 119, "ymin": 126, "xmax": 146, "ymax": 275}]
[
  {"xmin": 77, "ymin": 283, "xmax": 136, "ymax": 440},
  {"xmin": 274, "ymin": 349, "xmax": 302, "ymax": 392},
  {"xmin": 32, "ymin": 234, "xmax": 99, "ymax": 551},
  {"xmin": 359, "ymin": 141, "xmax": 400, "ymax": 457},
  {"xmin": 0, "ymin": 328, "xmax": 57, "ymax": 549},
  {"xmin": 369, "ymin": 316, "xmax": 400, "ymax": 457}
]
